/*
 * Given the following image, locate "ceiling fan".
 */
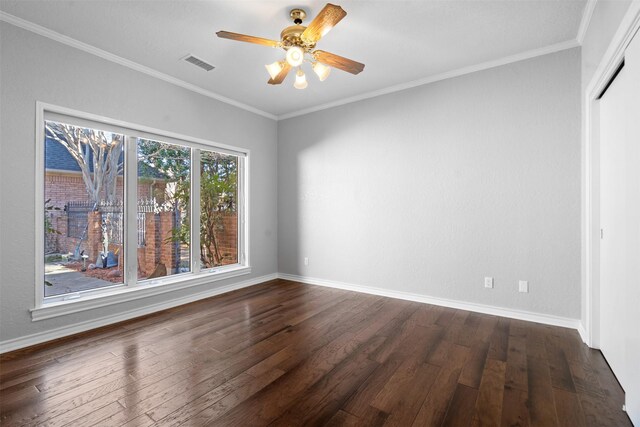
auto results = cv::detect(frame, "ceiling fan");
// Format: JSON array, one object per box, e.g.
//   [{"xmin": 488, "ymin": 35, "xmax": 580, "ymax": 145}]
[{"xmin": 216, "ymin": 3, "xmax": 365, "ymax": 89}]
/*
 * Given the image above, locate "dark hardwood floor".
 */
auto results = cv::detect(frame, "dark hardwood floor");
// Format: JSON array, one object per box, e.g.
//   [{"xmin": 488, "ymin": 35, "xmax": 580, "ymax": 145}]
[{"xmin": 0, "ymin": 279, "xmax": 630, "ymax": 426}]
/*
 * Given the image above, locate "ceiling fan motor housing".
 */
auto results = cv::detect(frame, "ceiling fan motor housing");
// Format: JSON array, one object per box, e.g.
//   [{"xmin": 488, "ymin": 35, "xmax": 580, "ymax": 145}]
[
  {"xmin": 280, "ymin": 25, "xmax": 313, "ymax": 49},
  {"xmin": 290, "ymin": 8, "xmax": 306, "ymax": 24},
  {"xmin": 281, "ymin": 8, "xmax": 316, "ymax": 50}
]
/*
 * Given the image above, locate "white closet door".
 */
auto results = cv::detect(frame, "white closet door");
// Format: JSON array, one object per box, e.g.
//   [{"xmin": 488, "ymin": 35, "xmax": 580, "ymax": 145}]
[
  {"xmin": 621, "ymin": 30, "xmax": 640, "ymax": 426},
  {"xmin": 599, "ymin": 57, "xmax": 629, "ymax": 389},
  {"xmin": 599, "ymin": 30, "xmax": 640, "ymax": 423}
]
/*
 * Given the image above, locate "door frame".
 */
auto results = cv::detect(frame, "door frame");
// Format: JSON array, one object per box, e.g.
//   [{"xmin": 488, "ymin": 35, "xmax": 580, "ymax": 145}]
[{"xmin": 584, "ymin": 2, "xmax": 640, "ymax": 348}]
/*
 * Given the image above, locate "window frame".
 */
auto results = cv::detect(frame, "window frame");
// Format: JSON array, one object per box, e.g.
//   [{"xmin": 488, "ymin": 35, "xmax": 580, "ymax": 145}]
[{"xmin": 34, "ymin": 102, "xmax": 250, "ymax": 320}]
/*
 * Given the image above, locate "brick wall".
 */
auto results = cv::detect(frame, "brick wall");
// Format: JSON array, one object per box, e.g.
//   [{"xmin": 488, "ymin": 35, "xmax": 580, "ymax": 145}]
[
  {"xmin": 74, "ymin": 210, "xmax": 179, "ymax": 274},
  {"xmin": 138, "ymin": 211, "xmax": 179, "ymax": 276},
  {"xmin": 159, "ymin": 211, "xmax": 177, "ymax": 273},
  {"xmin": 218, "ymin": 213, "xmax": 238, "ymax": 265},
  {"xmin": 44, "ymin": 171, "xmax": 164, "ymax": 255},
  {"xmin": 48, "ymin": 211, "xmax": 237, "ymax": 272},
  {"xmin": 44, "ymin": 170, "xmax": 239, "ymax": 273},
  {"xmin": 45, "ymin": 172, "xmax": 158, "ymax": 210},
  {"xmin": 45, "ymin": 174, "xmax": 94, "ymax": 208},
  {"xmin": 143, "ymin": 212, "xmax": 160, "ymax": 275}
]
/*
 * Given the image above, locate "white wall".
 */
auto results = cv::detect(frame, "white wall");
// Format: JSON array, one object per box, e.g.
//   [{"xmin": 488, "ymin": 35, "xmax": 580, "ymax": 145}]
[
  {"xmin": 278, "ymin": 48, "xmax": 581, "ymax": 319},
  {"xmin": 579, "ymin": 0, "xmax": 632, "ymax": 339},
  {"xmin": 0, "ymin": 23, "xmax": 278, "ymax": 343},
  {"xmin": 581, "ymin": 0, "xmax": 633, "ymax": 91}
]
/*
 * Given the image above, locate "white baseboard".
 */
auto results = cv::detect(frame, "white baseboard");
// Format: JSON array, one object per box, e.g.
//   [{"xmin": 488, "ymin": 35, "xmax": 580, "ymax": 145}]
[
  {"xmin": 0, "ymin": 273, "xmax": 278, "ymax": 354},
  {"xmin": 577, "ymin": 322, "xmax": 589, "ymax": 345},
  {"xmin": 279, "ymin": 273, "xmax": 583, "ymax": 332}
]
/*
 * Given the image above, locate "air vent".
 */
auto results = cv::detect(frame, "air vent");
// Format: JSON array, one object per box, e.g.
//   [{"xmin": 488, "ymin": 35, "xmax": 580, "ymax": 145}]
[{"xmin": 183, "ymin": 55, "xmax": 215, "ymax": 71}]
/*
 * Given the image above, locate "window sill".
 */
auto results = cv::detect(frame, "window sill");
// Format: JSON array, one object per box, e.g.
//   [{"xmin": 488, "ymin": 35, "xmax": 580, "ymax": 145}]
[{"xmin": 31, "ymin": 265, "xmax": 251, "ymax": 321}]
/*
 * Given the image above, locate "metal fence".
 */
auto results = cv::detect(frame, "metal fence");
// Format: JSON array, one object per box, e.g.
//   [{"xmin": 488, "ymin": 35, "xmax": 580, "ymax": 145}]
[{"xmin": 66, "ymin": 199, "xmax": 159, "ymax": 247}]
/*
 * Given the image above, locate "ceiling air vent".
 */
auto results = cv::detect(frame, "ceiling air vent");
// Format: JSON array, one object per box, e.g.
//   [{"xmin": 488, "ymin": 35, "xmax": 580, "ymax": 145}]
[{"xmin": 183, "ymin": 55, "xmax": 215, "ymax": 71}]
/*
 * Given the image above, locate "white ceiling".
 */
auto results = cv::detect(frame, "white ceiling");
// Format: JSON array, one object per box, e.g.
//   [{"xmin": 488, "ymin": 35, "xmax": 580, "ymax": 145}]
[{"xmin": 1, "ymin": 0, "xmax": 587, "ymax": 118}]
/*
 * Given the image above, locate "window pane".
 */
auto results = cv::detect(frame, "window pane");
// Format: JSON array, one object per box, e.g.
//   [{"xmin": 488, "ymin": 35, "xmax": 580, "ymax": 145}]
[
  {"xmin": 137, "ymin": 139, "xmax": 191, "ymax": 280},
  {"xmin": 44, "ymin": 121, "xmax": 124, "ymax": 297},
  {"xmin": 200, "ymin": 150, "xmax": 238, "ymax": 269}
]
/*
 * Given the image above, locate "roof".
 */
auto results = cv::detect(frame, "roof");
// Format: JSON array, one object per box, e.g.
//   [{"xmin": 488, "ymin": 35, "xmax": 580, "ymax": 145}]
[{"xmin": 45, "ymin": 137, "xmax": 166, "ymax": 179}]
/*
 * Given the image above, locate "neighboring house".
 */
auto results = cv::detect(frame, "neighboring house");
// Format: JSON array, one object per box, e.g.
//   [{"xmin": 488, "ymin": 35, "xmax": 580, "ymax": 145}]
[{"xmin": 44, "ymin": 137, "xmax": 168, "ymax": 209}]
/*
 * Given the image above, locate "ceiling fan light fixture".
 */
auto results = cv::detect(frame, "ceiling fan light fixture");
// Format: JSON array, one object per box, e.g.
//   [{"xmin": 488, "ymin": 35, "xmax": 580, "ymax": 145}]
[
  {"xmin": 294, "ymin": 69, "xmax": 308, "ymax": 89},
  {"xmin": 286, "ymin": 46, "xmax": 305, "ymax": 67},
  {"xmin": 265, "ymin": 61, "xmax": 284, "ymax": 80},
  {"xmin": 217, "ymin": 4, "xmax": 364, "ymax": 87},
  {"xmin": 312, "ymin": 62, "xmax": 331, "ymax": 81}
]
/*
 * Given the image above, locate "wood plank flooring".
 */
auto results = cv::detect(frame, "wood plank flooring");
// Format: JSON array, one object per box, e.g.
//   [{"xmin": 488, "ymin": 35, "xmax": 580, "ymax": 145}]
[{"xmin": 0, "ymin": 279, "xmax": 631, "ymax": 426}]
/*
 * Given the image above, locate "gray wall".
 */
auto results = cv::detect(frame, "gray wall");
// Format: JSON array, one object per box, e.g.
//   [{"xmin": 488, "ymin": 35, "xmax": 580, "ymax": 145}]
[
  {"xmin": 278, "ymin": 48, "xmax": 582, "ymax": 319},
  {"xmin": 0, "ymin": 23, "xmax": 278, "ymax": 342}
]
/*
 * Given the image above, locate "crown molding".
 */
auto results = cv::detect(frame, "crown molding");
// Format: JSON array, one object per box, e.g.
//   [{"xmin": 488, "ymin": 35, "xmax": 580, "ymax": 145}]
[
  {"xmin": 577, "ymin": 0, "xmax": 598, "ymax": 44},
  {"xmin": 277, "ymin": 38, "xmax": 580, "ymax": 120},
  {"xmin": 2, "ymin": 10, "xmax": 582, "ymax": 123},
  {"xmin": 0, "ymin": 11, "xmax": 277, "ymax": 121}
]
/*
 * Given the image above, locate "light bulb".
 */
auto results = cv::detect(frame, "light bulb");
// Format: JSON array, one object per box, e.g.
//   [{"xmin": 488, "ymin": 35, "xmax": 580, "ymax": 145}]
[
  {"xmin": 265, "ymin": 61, "xmax": 283, "ymax": 80},
  {"xmin": 286, "ymin": 46, "xmax": 304, "ymax": 67},
  {"xmin": 294, "ymin": 69, "xmax": 308, "ymax": 89},
  {"xmin": 312, "ymin": 62, "xmax": 331, "ymax": 81}
]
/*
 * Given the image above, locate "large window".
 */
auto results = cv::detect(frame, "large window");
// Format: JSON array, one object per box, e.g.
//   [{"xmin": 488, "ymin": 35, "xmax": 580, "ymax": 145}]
[{"xmin": 39, "ymin": 106, "xmax": 248, "ymax": 307}]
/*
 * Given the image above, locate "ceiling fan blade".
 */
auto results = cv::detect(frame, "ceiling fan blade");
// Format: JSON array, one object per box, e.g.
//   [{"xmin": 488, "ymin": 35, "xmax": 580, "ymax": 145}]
[
  {"xmin": 216, "ymin": 31, "xmax": 280, "ymax": 47},
  {"xmin": 313, "ymin": 50, "xmax": 365, "ymax": 75},
  {"xmin": 301, "ymin": 3, "xmax": 347, "ymax": 44},
  {"xmin": 268, "ymin": 62, "xmax": 292, "ymax": 85}
]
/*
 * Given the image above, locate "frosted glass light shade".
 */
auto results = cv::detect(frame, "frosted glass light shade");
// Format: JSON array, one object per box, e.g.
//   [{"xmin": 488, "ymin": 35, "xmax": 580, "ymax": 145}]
[
  {"xmin": 265, "ymin": 61, "xmax": 283, "ymax": 80},
  {"xmin": 312, "ymin": 62, "xmax": 331, "ymax": 81},
  {"xmin": 286, "ymin": 46, "xmax": 304, "ymax": 67},
  {"xmin": 294, "ymin": 69, "xmax": 308, "ymax": 89}
]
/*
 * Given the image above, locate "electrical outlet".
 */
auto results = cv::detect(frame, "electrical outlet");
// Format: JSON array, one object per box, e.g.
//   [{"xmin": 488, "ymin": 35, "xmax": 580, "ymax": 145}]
[
  {"xmin": 484, "ymin": 277, "xmax": 494, "ymax": 289},
  {"xmin": 519, "ymin": 280, "xmax": 529, "ymax": 293},
  {"xmin": 304, "ymin": 257, "xmax": 309, "ymax": 266}
]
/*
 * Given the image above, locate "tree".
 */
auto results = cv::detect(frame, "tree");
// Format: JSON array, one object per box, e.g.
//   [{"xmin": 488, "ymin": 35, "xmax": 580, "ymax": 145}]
[
  {"xmin": 45, "ymin": 121, "xmax": 124, "ymax": 204},
  {"xmin": 199, "ymin": 151, "xmax": 237, "ymax": 267},
  {"xmin": 44, "ymin": 199, "xmax": 61, "ymax": 235},
  {"xmin": 137, "ymin": 140, "xmax": 237, "ymax": 268}
]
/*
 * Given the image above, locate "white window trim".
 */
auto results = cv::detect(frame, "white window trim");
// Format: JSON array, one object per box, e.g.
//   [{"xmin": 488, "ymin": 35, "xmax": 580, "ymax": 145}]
[{"xmin": 34, "ymin": 101, "xmax": 250, "ymax": 320}]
